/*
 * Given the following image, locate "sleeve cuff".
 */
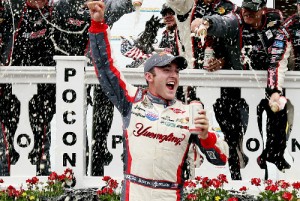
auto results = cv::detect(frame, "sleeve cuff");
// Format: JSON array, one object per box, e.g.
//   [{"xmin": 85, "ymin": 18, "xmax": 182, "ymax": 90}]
[
  {"xmin": 88, "ymin": 19, "xmax": 108, "ymax": 33},
  {"xmin": 200, "ymin": 132, "xmax": 217, "ymax": 149}
]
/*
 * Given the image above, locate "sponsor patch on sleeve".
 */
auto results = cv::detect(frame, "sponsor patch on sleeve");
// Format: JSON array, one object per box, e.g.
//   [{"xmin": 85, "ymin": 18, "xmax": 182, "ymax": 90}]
[
  {"xmin": 271, "ymin": 48, "xmax": 283, "ymax": 55},
  {"xmin": 275, "ymin": 34, "xmax": 284, "ymax": 40},
  {"xmin": 273, "ymin": 40, "xmax": 284, "ymax": 48}
]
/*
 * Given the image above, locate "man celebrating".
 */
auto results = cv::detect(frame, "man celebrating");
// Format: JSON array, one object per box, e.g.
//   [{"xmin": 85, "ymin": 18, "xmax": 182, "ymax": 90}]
[{"xmin": 87, "ymin": 1, "xmax": 228, "ymax": 200}]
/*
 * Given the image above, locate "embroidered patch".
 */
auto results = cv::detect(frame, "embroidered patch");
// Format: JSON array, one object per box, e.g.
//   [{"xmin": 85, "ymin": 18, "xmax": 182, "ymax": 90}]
[
  {"xmin": 145, "ymin": 110, "xmax": 159, "ymax": 121},
  {"xmin": 275, "ymin": 34, "xmax": 284, "ymax": 40},
  {"xmin": 271, "ymin": 48, "xmax": 283, "ymax": 55},
  {"xmin": 207, "ymin": 151, "xmax": 217, "ymax": 160},
  {"xmin": 265, "ymin": 30, "xmax": 273, "ymax": 39},
  {"xmin": 170, "ymin": 108, "xmax": 186, "ymax": 114},
  {"xmin": 217, "ymin": 7, "xmax": 225, "ymax": 15},
  {"xmin": 273, "ymin": 40, "xmax": 284, "ymax": 48}
]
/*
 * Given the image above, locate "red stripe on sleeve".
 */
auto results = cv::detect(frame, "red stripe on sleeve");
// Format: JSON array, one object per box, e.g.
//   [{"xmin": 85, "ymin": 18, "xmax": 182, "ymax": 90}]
[
  {"xmin": 88, "ymin": 19, "xmax": 108, "ymax": 33},
  {"xmin": 200, "ymin": 132, "xmax": 217, "ymax": 149}
]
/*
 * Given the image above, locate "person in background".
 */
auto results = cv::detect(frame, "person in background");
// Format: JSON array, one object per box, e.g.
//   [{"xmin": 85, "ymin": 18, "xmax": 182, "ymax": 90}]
[
  {"xmin": 0, "ymin": 0, "xmax": 55, "ymax": 176},
  {"xmin": 191, "ymin": 0, "xmax": 287, "ymax": 179},
  {"xmin": 254, "ymin": 0, "xmax": 300, "ymax": 177},
  {"xmin": 269, "ymin": 0, "xmax": 300, "ymax": 71},
  {"xmin": 158, "ymin": 3, "xmax": 178, "ymax": 56},
  {"xmin": 166, "ymin": 0, "xmax": 236, "ymax": 110},
  {"xmin": 88, "ymin": 2, "xmax": 229, "ymax": 200},
  {"xmin": 166, "ymin": 0, "xmax": 236, "ymax": 70},
  {"xmin": 52, "ymin": 0, "xmax": 135, "ymax": 176}
]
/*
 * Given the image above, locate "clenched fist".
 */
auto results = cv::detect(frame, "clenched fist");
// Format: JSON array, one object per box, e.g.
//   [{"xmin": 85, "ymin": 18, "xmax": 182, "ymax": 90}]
[{"xmin": 87, "ymin": 1, "xmax": 105, "ymax": 22}]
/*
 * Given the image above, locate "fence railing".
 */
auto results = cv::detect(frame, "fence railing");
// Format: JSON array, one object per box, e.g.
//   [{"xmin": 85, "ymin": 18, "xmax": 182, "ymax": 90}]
[{"xmin": 1, "ymin": 56, "xmax": 300, "ymax": 191}]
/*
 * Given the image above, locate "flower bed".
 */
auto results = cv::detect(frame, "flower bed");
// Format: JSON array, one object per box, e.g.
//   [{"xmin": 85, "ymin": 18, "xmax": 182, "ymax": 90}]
[
  {"xmin": 1, "ymin": 172, "xmax": 300, "ymax": 201},
  {"xmin": 183, "ymin": 175, "xmax": 300, "ymax": 201}
]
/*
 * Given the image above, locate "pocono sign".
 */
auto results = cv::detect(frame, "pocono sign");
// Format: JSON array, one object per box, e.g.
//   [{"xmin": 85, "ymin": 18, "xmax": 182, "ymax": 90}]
[{"xmin": 55, "ymin": 56, "xmax": 87, "ymax": 188}]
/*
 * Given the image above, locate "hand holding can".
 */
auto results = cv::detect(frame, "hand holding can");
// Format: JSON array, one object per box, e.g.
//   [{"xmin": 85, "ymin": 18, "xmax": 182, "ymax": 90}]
[{"xmin": 189, "ymin": 101, "xmax": 205, "ymax": 135}]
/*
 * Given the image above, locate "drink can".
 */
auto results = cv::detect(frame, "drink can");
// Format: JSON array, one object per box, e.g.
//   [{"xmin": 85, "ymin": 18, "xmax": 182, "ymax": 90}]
[
  {"xmin": 203, "ymin": 47, "xmax": 214, "ymax": 68},
  {"xmin": 189, "ymin": 100, "xmax": 203, "ymax": 134}
]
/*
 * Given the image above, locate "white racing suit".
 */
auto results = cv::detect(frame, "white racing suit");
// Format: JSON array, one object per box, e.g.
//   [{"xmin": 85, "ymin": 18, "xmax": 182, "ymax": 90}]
[{"xmin": 89, "ymin": 21, "xmax": 228, "ymax": 201}]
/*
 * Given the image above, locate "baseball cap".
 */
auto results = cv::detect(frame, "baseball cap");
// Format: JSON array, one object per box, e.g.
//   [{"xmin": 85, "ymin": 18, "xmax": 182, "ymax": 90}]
[
  {"xmin": 144, "ymin": 52, "xmax": 187, "ymax": 73},
  {"xmin": 160, "ymin": 3, "xmax": 175, "ymax": 16},
  {"xmin": 242, "ymin": 0, "xmax": 267, "ymax": 11}
]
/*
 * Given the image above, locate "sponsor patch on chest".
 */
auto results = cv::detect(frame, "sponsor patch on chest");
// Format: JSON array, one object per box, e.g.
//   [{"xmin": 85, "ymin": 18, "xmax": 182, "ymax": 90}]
[{"xmin": 145, "ymin": 110, "xmax": 159, "ymax": 121}]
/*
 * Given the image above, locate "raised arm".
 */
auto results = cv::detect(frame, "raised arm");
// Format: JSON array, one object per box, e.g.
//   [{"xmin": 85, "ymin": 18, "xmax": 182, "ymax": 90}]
[
  {"xmin": 191, "ymin": 12, "xmax": 240, "ymax": 39},
  {"xmin": 166, "ymin": 0, "xmax": 194, "ymax": 16},
  {"xmin": 267, "ymin": 27, "xmax": 290, "ymax": 106},
  {"xmin": 88, "ymin": 1, "xmax": 138, "ymax": 116}
]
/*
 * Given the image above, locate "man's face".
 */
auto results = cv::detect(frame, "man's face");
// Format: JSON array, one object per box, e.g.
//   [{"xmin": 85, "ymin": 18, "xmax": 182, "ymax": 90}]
[
  {"xmin": 298, "ymin": 4, "xmax": 300, "ymax": 15},
  {"xmin": 146, "ymin": 63, "xmax": 179, "ymax": 101},
  {"xmin": 241, "ymin": 7, "xmax": 264, "ymax": 29},
  {"xmin": 163, "ymin": 12, "xmax": 176, "ymax": 28}
]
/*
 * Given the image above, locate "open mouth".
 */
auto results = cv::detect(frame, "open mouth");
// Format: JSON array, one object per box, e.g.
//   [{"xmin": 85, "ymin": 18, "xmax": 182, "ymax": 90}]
[{"xmin": 166, "ymin": 81, "xmax": 175, "ymax": 90}]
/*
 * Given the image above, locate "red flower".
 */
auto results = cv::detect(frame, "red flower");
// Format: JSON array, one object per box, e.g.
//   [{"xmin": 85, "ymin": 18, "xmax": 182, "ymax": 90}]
[
  {"xmin": 96, "ymin": 189, "xmax": 103, "ymax": 195},
  {"xmin": 64, "ymin": 168, "xmax": 73, "ymax": 175},
  {"xmin": 7, "ymin": 185, "xmax": 17, "ymax": 197},
  {"xmin": 251, "ymin": 178, "xmax": 261, "ymax": 186},
  {"xmin": 102, "ymin": 176, "xmax": 111, "ymax": 182},
  {"xmin": 200, "ymin": 177, "xmax": 211, "ymax": 189},
  {"xmin": 48, "ymin": 172, "xmax": 58, "ymax": 181},
  {"xmin": 282, "ymin": 191, "xmax": 293, "ymax": 201},
  {"xmin": 278, "ymin": 181, "xmax": 290, "ymax": 189},
  {"xmin": 64, "ymin": 168, "xmax": 74, "ymax": 180},
  {"xmin": 14, "ymin": 189, "xmax": 23, "ymax": 198},
  {"xmin": 183, "ymin": 180, "xmax": 196, "ymax": 188},
  {"xmin": 239, "ymin": 186, "xmax": 247, "ymax": 191},
  {"xmin": 228, "ymin": 197, "xmax": 239, "ymax": 201},
  {"xmin": 186, "ymin": 193, "xmax": 197, "ymax": 200},
  {"xmin": 26, "ymin": 177, "xmax": 39, "ymax": 186},
  {"xmin": 217, "ymin": 174, "xmax": 228, "ymax": 184},
  {"xmin": 211, "ymin": 178, "xmax": 222, "ymax": 188},
  {"xmin": 0, "ymin": 179, "xmax": 4, "ymax": 183},
  {"xmin": 31, "ymin": 176, "xmax": 39, "ymax": 185},
  {"xmin": 58, "ymin": 174, "xmax": 67, "ymax": 181},
  {"xmin": 102, "ymin": 187, "xmax": 114, "ymax": 195},
  {"xmin": 265, "ymin": 184, "xmax": 278, "ymax": 192},
  {"xmin": 264, "ymin": 179, "xmax": 273, "ymax": 185},
  {"xmin": 108, "ymin": 179, "xmax": 119, "ymax": 189},
  {"xmin": 292, "ymin": 182, "xmax": 300, "ymax": 190},
  {"xmin": 195, "ymin": 176, "xmax": 201, "ymax": 181}
]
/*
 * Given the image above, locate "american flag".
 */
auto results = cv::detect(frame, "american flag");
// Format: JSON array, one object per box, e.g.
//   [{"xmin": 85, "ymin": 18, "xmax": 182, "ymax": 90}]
[{"xmin": 120, "ymin": 37, "xmax": 152, "ymax": 60}]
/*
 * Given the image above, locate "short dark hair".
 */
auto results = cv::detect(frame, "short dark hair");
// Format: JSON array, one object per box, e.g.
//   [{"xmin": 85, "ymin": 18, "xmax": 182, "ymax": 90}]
[
  {"xmin": 160, "ymin": 4, "xmax": 175, "ymax": 16},
  {"xmin": 242, "ymin": 0, "xmax": 267, "ymax": 11}
]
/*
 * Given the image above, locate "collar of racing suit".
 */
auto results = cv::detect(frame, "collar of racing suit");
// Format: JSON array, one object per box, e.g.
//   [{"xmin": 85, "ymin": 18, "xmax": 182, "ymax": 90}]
[{"xmin": 146, "ymin": 91, "xmax": 176, "ymax": 107}]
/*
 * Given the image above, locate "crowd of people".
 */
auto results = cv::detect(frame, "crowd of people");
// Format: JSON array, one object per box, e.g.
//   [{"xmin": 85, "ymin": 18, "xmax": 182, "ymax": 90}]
[{"xmin": 0, "ymin": 0, "xmax": 299, "ymax": 198}]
